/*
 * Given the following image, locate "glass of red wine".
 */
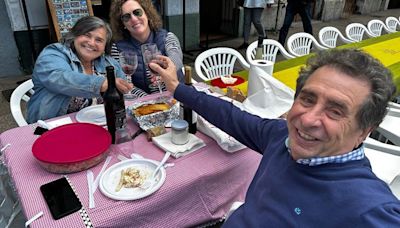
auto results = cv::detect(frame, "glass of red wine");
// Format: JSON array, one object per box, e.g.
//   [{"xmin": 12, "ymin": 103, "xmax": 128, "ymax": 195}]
[
  {"xmin": 119, "ymin": 50, "xmax": 138, "ymax": 99},
  {"xmin": 141, "ymin": 43, "xmax": 163, "ymax": 94}
]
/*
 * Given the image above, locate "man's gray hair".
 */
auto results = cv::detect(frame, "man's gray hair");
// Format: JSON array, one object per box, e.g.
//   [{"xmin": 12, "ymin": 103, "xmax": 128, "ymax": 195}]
[
  {"xmin": 295, "ymin": 48, "xmax": 396, "ymax": 131},
  {"xmin": 61, "ymin": 16, "xmax": 113, "ymax": 54}
]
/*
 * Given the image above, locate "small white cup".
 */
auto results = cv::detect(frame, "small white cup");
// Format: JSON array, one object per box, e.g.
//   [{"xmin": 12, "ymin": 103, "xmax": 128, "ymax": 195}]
[{"xmin": 171, "ymin": 120, "xmax": 189, "ymax": 145}]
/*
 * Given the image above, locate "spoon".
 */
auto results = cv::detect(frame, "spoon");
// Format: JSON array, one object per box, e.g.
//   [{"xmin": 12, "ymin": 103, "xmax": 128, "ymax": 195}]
[{"xmin": 141, "ymin": 152, "xmax": 171, "ymax": 189}]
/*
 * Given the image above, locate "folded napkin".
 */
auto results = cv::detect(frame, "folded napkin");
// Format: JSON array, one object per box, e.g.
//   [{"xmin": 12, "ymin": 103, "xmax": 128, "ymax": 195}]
[
  {"xmin": 193, "ymin": 84, "xmax": 246, "ymax": 153},
  {"xmin": 152, "ymin": 132, "xmax": 206, "ymax": 158},
  {"xmin": 244, "ymin": 60, "xmax": 294, "ymax": 119},
  {"xmin": 197, "ymin": 116, "xmax": 246, "ymax": 153}
]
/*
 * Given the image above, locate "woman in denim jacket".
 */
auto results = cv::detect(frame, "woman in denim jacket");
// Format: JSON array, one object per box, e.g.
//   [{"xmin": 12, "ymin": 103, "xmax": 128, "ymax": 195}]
[{"xmin": 27, "ymin": 16, "xmax": 133, "ymax": 123}]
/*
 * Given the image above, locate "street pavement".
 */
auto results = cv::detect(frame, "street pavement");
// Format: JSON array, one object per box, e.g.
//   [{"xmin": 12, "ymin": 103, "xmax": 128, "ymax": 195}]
[{"xmin": 1, "ymin": 8, "xmax": 399, "ymax": 133}]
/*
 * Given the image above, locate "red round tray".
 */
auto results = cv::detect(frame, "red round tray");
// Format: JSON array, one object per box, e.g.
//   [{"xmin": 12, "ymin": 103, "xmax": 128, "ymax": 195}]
[
  {"xmin": 210, "ymin": 75, "xmax": 245, "ymax": 88},
  {"xmin": 32, "ymin": 123, "xmax": 111, "ymax": 164}
]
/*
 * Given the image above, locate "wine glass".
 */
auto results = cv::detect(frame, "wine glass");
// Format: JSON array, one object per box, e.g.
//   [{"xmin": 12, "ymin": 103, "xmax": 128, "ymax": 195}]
[
  {"xmin": 119, "ymin": 51, "xmax": 138, "ymax": 100},
  {"xmin": 141, "ymin": 43, "xmax": 163, "ymax": 94}
]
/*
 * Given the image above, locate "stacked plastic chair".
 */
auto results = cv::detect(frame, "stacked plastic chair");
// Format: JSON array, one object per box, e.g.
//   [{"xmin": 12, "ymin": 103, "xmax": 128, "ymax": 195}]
[
  {"xmin": 345, "ymin": 23, "xmax": 375, "ymax": 42},
  {"xmin": 318, "ymin": 26, "xmax": 353, "ymax": 48},
  {"xmin": 385, "ymin": 16, "xmax": 400, "ymax": 32},
  {"xmin": 286, "ymin": 32, "xmax": 328, "ymax": 57},
  {"xmin": 194, "ymin": 47, "xmax": 250, "ymax": 82},
  {"xmin": 246, "ymin": 39, "xmax": 294, "ymax": 64}
]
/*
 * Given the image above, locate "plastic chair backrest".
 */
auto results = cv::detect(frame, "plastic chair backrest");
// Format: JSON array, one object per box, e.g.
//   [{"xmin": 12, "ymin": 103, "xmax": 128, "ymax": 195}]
[
  {"xmin": 194, "ymin": 47, "xmax": 250, "ymax": 81},
  {"xmin": 286, "ymin": 32, "xmax": 328, "ymax": 57},
  {"xmin": 385, "ymin": 16, "xmax": 400, "ymax": 32},
  {"xmin": 345, "ymin": 23, "xmax": 374, "ymax": 42},
  {"xmin": 246, "ymin": 39, "xmax": 294, "ymax": 64},
  {"xmin": 318, "ymin": 26, "xmax": 353, "ymax": 48},
  {"xmin": 367, "ymin": 19, "xmax": 392, "ymax": 36},
  {"xmin": 10, "ymin": 79, "xmax": 34, "ymax": 126}
]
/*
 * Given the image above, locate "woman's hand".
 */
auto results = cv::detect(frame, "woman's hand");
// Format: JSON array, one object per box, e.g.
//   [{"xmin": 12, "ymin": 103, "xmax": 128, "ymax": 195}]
[
  {"xmin": 149, "ymin": 56, "xmax": 179, "ymax": 93},
  {"xmin": 100, "ymin": 78, "xmax": 133, "ymax": 93}
]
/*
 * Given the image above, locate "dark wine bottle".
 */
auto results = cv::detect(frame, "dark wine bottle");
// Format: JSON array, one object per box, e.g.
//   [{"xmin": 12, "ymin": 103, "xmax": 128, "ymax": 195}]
[
  {"xmin": 103, "ymin": 66, "xmax": 127, "ymax": 144},
  {"xmin": 180, "ymin": 66, "xmax": 197, "ymax": 134},
  {"xmin": 255, "ymin": 36, "xmax": 264, "ymax": 60}
]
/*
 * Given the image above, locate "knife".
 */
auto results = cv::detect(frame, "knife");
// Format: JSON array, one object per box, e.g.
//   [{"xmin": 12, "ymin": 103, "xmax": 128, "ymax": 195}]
[{"xmin": 131, "ymin": 128, "xmax": 145, "ymax": 140}]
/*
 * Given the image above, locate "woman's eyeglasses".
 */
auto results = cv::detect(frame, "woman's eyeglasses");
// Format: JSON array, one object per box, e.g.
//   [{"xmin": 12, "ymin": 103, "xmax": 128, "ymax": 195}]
[{"xmin": 121, "ymin": 9, "xmax": 143, "ymax": 22}]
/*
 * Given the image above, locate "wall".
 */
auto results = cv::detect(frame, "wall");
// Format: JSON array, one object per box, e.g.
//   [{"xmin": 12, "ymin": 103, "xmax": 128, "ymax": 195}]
[
  {"xmin": 321, "ymin": 0, "xmax": 346, "ymax": 21},
  {"xmin": 357, "ymin": 0, "xmax": 384, "ymax": 14},
  {"xmin": 163, "ymin": 0, "xmax": 200, "ymax": 50},
  {"xmin": 0, "ymin": 0, "xmax": 24, "ymax": 78}
]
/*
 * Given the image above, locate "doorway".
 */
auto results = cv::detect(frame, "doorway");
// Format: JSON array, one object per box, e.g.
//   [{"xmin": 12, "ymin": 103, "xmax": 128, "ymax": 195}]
[{"xmin": 200, "ymin": 0, "xmax": 235, "ymax": 45}]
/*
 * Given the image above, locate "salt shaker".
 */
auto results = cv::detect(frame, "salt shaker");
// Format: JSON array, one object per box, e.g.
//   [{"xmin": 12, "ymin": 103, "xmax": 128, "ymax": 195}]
[{"xmin": 171, "ymin": 120, "xmax": 189, "ymax": 145}]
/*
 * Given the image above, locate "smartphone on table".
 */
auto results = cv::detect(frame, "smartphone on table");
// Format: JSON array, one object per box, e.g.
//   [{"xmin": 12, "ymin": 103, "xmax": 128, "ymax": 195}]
[{"xmin": 40, "ymin": 177, "xmax": 82, "ymax": 220}]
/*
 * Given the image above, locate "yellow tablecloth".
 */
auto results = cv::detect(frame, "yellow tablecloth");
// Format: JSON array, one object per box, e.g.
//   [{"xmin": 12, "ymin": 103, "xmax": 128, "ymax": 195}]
[{"xmin": 227, "ymin": 32, "xmax": 400, "ymax": 96}]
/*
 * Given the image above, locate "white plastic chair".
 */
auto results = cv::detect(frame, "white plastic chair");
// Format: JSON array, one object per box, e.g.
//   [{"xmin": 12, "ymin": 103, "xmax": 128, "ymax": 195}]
[
  {"xmin": 385, "ymin": 17, "xmax": 400, "ymax": 32},
  {"xmin": 388, "ymin": 101, "xmax": 400, "ymax": 110},
  {"xmin": 367, "ymin": 19, "xmax": 392, "ymax": 37},
  {"xmin": 345, "ymin": 23, "xmax": 375, "ymax": 42},
  {"xmin": 10, "ymin": 79, "xmax": 34, "ymax": 126},
  {"xmin": 246, "ymin": 39, "xmax": 294, "ymax": 64},
  {"xmin": 194, "ymin": 47, "xmax": 250, "ymax": 81},
  {"xmin": 286, "ymin": 32, "xmax": 328, "ymax": 57},
  {"xmin": 364, "ymin": 137, "xmax": 400, "ymax": 199},
  {"xmin": 318, "ymin": 26, "xmax": 353, "ymax": 48}
]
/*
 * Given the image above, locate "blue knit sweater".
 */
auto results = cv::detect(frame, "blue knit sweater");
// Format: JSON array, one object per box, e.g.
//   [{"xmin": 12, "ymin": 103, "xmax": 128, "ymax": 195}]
[{"xmin": 174, "ymin": 84, "xmax": 400, "ymax": 227}]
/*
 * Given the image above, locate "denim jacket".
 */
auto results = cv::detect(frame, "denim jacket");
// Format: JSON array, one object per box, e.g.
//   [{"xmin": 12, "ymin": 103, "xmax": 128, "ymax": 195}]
[{"xmin": 27, "ymin": 43, "xmax": 125, "ymax": 123}]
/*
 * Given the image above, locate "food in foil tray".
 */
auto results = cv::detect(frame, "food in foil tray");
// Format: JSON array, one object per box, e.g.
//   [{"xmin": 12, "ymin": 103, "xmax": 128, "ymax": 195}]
[
  {"xmin": 127, "ymin": 96, "xmax": 179, "ymax": 130},
  {"xmin": 134, "ymin": 103, "xmax": 171, "ymax": 116}
]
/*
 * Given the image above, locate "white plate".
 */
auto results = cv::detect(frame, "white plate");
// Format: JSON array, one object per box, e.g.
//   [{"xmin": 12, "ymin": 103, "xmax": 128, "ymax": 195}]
[
  {"xmin": 99, "ymin": 159, "xmax": 166, "ymax": 200},
  {"xmin": 75, "ymin": 105, "xmax": 106, "ymax": 125}
]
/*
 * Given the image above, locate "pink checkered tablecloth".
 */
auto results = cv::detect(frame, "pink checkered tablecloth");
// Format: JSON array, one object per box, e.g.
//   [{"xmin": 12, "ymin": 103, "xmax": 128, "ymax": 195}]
[{"xmin": 0, "ymin": 93, "xmax": 261, "ymax": 227}]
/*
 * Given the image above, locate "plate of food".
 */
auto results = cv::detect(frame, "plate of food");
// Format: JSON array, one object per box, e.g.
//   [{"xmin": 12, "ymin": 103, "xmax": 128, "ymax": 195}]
[
  {"xmin": 99, "ymin": 159, "xmax": 166, "ymax": 200},
  {"xmin": 75, "ymin": 104, "xmax": 106, "ymax": 125}
]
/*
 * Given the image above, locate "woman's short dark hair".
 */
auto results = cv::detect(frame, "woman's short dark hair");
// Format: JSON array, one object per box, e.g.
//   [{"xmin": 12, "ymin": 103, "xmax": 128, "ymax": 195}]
[
  {"xmin": 109, "ymin": 0, "xmax": 162, "ymax": 41},
  {"xmin": 61, "ymin": 16, "xmax": 113, "ymax": 54},
  {"xmin": 296, "ymin": 48, "xmax": 395, "ymax": 131}
]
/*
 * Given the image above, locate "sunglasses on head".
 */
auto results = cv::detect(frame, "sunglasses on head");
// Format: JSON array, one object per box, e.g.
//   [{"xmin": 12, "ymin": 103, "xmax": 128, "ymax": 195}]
[{"xmin": 121, "ymin": 9, "xmax": 144, "ymax": 22}]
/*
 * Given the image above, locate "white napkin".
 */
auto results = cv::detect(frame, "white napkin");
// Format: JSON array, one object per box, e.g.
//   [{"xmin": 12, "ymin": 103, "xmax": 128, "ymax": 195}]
[
  {"xmin": 152, "ymin": 132, "xmax": 206, "ymax": 158},
  {"xmin": 244, "ymin": 60, "xmax": 295, "ymax": 119},
  {"xmin": 197, "ymin": 116, "xmax": 246, "ymax": 153},
  {"xmin": 47, "ymin": 117, "xmax": 73, "ymax": 129},
  {"xmin": 220, "ymin": 75, "xmax": 238, "ymax": 84}
]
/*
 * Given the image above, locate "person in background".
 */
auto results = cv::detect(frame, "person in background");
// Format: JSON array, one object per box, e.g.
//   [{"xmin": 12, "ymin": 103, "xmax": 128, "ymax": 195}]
[
  {"xmin": 151, "ymin": 48, "xmax": 400, "ymax": 226},
  {"xmin": 152, "ymin": 0, "xmax": 161, "ymax": 13},
  {"xmin": 109, "ymin": 0, "xmax": 184, "ymax": 96},
  {"xmin": 278, "ymin": 0, "xmax": 313, "ymax": 46},
  {"xmin": 238, "ymin": 0, "xmax": 272, "ymax": 49},
  {"xmin": 27, "ymin": 16, "xmax": 132, "ymax": 123}
]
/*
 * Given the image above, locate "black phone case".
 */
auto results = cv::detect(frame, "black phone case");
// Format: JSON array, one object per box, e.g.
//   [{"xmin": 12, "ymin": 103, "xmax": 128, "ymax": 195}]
[{"xmin": 40, "ymin": 177, "xmax": 82, "ymax": 220}]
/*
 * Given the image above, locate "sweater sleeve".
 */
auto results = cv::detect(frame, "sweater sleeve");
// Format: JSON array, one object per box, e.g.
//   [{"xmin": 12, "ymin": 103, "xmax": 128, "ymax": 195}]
[
  {"xmin": 165, "ymin": 32, "xmax": 184, "ymax": 82},
  {"xmin": 174, "ymin": 83, "xmax": 282, "ymax": 153},
  {"xmin": 360, "ymin": 202, "xmax": 400, "ymax": 226}
]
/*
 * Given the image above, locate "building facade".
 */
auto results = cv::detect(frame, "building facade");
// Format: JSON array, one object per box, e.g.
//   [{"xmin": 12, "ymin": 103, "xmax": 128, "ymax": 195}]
[{"xmin": 1, "ymin": 0, "xmax": 397, "ymax": 79}]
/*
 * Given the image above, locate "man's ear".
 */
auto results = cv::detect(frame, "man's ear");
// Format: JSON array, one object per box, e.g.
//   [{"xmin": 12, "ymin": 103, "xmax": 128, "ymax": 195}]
[{"xmin": 356, "ymin": 126, "xmax": 374, "ymax": 147}]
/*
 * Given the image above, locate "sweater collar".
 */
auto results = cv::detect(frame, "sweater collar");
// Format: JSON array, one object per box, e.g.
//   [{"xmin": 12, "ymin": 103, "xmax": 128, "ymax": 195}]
[{"xmin": 285, "ymin": 137, "xmax": 365, "ymax": 166}]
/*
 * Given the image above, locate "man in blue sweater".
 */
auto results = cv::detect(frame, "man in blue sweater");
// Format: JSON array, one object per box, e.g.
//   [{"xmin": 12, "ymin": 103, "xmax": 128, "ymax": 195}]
[{"xmin": 150, "ymin": 49, "xmax": 400, "ymax": 226}]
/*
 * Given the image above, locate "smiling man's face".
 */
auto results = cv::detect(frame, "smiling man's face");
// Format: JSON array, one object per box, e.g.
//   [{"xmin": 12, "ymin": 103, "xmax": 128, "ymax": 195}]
[{"xmin": 287, "ymin": 66, "xmax": 372, "ymax": 160}]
